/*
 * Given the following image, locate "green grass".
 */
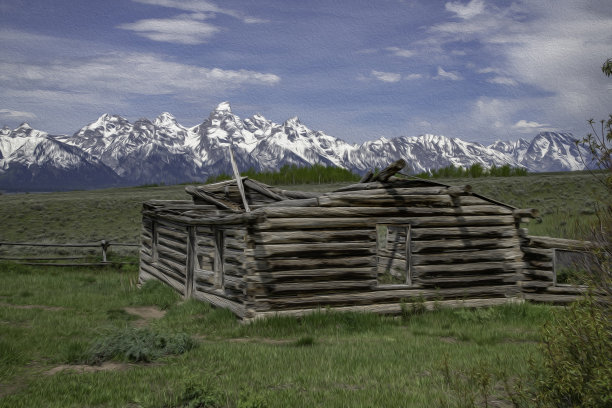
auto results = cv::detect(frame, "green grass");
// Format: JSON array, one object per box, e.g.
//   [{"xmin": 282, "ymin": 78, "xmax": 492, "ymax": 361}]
[
  {"xmin": 0, "ymin": 261, "xmax": 554, "ymax": 407},
  {"xmin": 205, "ymin": 163, "xmax": 361, "ymax": 185}
]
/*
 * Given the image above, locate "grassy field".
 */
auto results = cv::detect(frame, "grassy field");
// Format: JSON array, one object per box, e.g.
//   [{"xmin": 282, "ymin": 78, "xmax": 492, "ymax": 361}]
[{"xmin": 0, "ymin": 261, "xmax": 552, "ymax": 407}]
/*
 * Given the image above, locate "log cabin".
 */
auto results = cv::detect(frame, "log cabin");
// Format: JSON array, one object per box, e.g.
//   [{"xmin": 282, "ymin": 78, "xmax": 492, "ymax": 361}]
[{"xmin": 138, "ymin": 160, "xmax": 591, "ymax": 320}]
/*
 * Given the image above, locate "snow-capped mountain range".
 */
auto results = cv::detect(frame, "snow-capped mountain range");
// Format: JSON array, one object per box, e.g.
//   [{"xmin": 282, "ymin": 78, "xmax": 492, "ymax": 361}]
[{"xmin": 0, "ymin": 102, "xmax": 591, "ymax": 191}]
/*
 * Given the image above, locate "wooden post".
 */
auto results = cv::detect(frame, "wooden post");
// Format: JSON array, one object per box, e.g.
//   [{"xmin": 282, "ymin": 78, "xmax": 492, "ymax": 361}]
[
  {"xmin": 552, "ymin": 248, "xmax": 557, "ymax": 286},
  {"xmin": 100, "ymin": 240, "xmax": 110, "ymax": 263},
  {"xmin": 406, "ymin": 225, "xmax": 412, "ymax": 286},
  {"xmin": 228, "ymin": 145, "xmax": 250, "ymax": 212},
  {"xmin": 185, "ymin": 226, "xmax": 196, "ymax": 299}
]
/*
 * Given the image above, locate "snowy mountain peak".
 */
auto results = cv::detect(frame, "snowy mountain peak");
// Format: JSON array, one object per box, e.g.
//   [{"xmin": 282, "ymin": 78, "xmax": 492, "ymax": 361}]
[
  {"xmin": 154, "ymin": 112, "xmax": 177, "ymax": 127},
  {"xmin": 18, "ymin": 122, "xmax": 32, "ymax": 130},
  {"xmin": 214, "ymin": 101, "xmax": 232, "ymax": 113},
  {"xmin": 284, "ymin": 116, "xmax": 301, "ymax": 126}
]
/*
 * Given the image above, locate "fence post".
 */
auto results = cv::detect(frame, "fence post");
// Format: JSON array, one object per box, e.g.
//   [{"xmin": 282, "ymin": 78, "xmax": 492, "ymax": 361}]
[{"xmin": 100, "ymin": 240, "xmax": 110, "ymax": 263}]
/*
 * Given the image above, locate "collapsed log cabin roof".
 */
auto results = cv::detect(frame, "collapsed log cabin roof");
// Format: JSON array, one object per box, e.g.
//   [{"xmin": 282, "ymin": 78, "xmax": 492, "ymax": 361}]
[{"xmin": 144, "ymin": 160, "xmax": 528, "ymax": 226}]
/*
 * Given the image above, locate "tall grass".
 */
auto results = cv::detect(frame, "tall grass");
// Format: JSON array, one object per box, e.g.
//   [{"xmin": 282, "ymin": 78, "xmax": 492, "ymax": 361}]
[{"xmin": 205, "ymin": 164, "xmax": 361, "ymax": 185}]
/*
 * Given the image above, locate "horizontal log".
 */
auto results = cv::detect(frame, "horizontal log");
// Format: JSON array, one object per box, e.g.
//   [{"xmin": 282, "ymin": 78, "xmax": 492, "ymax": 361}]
[
  {"xmin": 194, "ymin": 268, "xmax": 214, "ymax": 285},
  {"xmin": 413, "ymin": 261, "xmax": 526, "ymax": 275},
  {"xmin": 157, "ymin": 236, "xmax": 186, "ymax": 253},
  {"xmin": 417, "ymin": 273, "xmax": 519, "ymax": 286},
  {"xmin": 411, "ymin": 237, "xmax": 519, "ymax": 253},
  {"xmin": 276, "ymin": 190, "xmax": 321, "ymax": 199},
  {"xmin": 260, "ymin": 198, "xmax": 320, "ymax": 208},
  {"xmin": 411, "ymin": 248, "xmax": 523, "ymax": 266},
  {"xmin": 246, "ymin": 297, "xmax": 520, "ymax": 320},
  {"xmin": 253, "ymin": 285, "xmax": 514, "ymax": 310},
  {"xmin": 525, "ymin": 260, "xmax": 553, "ymax": 269},
  {"xmin": 246, "ymin": 267, "xmax": 375, "ymax": 283},
  {"xmin": 521, "ymin": 246, "xmax": 554, "ymax": 257},
  {"xmin": 259, "ymin": 205, "xmax": 512, "ymax": 218},
  {"xmin": 223, "ymin": 263, "xmax": 247, "ymax": 278},
  {"xmin": 262, "ymin": 279, "xmax": 377, "ymax": 294},
  {"xmin": 250, "ymin": 243, "xmax": 374, "ymax": 258},
  {"xmin": 157, "ymin": 245, "xmax": 187, "ymax": 265},
  {"xmin": 522, "ymin": 269, "xmax": 554, "ymax": 280},
  {"xmin": 254, "ymin": 215, "xmax": 515, "ymax": 231},
  {"xmin": 247, "ymin": 256, "xmax": 375, "ymax": 272},
  {"xmin": 526, "ymin": 236, "xmax": 595, "ymax": 250},
  {"xmin": 410, "ymin": 226, "xmax": 518, "ymax": 240},
  {"xmin": 157, "ymin": 227, "xmax": 187, "ymax": 243},
  {"xmin": 157, "ymin": 257, "xmax": 187, "ymax": 279},
  {"xmin": 252, "ymin": 230, "xmax": 376, "ymax": 245},
  {"xmin": 545, "ymin": 285, "xmax": 588, "ymax": 294}
]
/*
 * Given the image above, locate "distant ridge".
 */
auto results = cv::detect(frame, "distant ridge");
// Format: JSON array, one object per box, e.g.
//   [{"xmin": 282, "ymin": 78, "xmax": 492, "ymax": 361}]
[{"xmin": 0, "ymin": 102, "xmax": 590, "ymax": 192}]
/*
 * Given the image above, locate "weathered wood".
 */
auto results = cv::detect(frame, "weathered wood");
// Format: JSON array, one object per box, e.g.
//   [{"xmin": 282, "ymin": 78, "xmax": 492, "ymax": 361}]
[
  {"xmin": 412, "ymin": 261, "xmax": 526, "ymax": 275},
  {"xmin": 261, "ymin": 198, "xmax": 319, "ymax": 208},
  {"xmin": 193, "ymin": 289, "xmax": 246, "ymax": 318},
  {"xmin": 411, "ymin": 237, "xmax": 519, "ymax": 253},
  {"xmin": 260, "ymin": 205, "xmax": 513, "ymax": 218},
  {"xmin": 157, "ymin": 236, "xmax": 186, "ymax": 253},
  {"xmin": 254, "ymin": 215, "xmax": 516, "ymax": 231},
  {"xmin": 522, "ymin": 269, "xmax": 554, "ymax": 280},
  {"xmin": 317, "ymin": 194, "xmax": 495, "ymax": 208},
  {"xmin": 243, "ymin": 179, "xmax": 285, "ymax": 201},
  {"xmin": 417, "ymin": 273, "xmax": 519, "ymax": 286},
  {"xmin": 527, "ymin": 235, "xmax": 595, "ymax": 250},
  {"xmin": 247, "ymin": 256, "xmax": 375, "ymax": 272},
  {"xmin": 372, "ymin": 159, "xmax": 406, "ymax": 182},
  {"xmin": 276, "ymin": 190, "xmax": 321, "ymax": 199},
  {"xmin": 228, "ymin": 145, "xmax": 250, "ymax": 212},
  {"xmin": 156, "ymin": 226, "xmax": 187, "ymax": 242},
  {"xmin": 253, "ymin": 285, "xmax": 513, "ymax": 310},
  {"xmin": 251, "ymin": 242, "xmax": 374, "ymax": 258},
  {"xmin": 185, "ymin": 226, "xmax": 196, "ymax": 299},
  {"xmin": 246, "ymin": 297, "xmax": 520, "ymax": 320},
  {"xmin": 410, "ymin": 248, "xmax": 523, "ymax": 266},
  {"xmin": 185, "ymin": 185, "xmax": 243, "ymax": 212},
  {"xmin": 139, "ymin": 267, "xmax": 185, "ymax": 295},
  {"xmin": 410, "ymin": 226, "xmax": 518, "ymax": 240},
  {"xmin": 157, "ymin": 258, "xmax": 187, "ymax": 279},
  {"xmin": 157, "ymin": 245, "xmax": 187, "ymax": 264},
  {"xmin": 264, "ymin": 279, "xmax": 377, "ymax": 294},
  {"xmin": 252, "ymin": 230, "xmax": 376, "ymax": 245},
  {"xmin": 520, "ymin": 246, "xmax": 553, "ymax": 257},
  {"xmin": 246, "ymin": 267, "xmax": 375, "ymax": 283}
]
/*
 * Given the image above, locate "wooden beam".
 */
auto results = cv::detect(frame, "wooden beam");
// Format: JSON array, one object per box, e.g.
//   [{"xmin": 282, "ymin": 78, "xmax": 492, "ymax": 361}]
[{"xmin": 228, "ymin": 145, "xmax": 250, "ymax": 212}]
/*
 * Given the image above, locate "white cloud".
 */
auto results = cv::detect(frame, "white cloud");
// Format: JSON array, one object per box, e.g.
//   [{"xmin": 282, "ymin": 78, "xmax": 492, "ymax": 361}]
[
  {"xmin": 404, "ymin": 73, "xmax": 423, "ymax": 80},
  {"xmin": 371, "ymin": 70, "xmax": 402, "ymax": 83},
  {"xmin": 131, "ymin": 0, "xmax": 265, "ymax": 24},
  {"xmin": 385, "ymin": 47, "xmax": 415, "ymax": 58},
  {"xmin": 477, "ymin": 67, "xmax": 501, "ymax": 74},
  {"xmin": 434, "ymin": 66, "xmax": 462, "ymax": 81},
  {"xmin": 118, "ymin": 14, "xmax": 220, "ymax": 44},
  {"xmin": 511, "ymin": 120, "xmax": 557, "ymax": 134},
  {"xmin": 0, "ymin": 53, "xmax": 280, "ymax": 98},
  {"xmin": 444, "ymin": 0, "xmax": 485, "ymax": 20},
  {"xmin": 0, "ymin": 109, "xmax": 37, "ymax": 120},
  {"xmin": 487, "ymin": 76, "xmax": 518, "ymax": 86}
]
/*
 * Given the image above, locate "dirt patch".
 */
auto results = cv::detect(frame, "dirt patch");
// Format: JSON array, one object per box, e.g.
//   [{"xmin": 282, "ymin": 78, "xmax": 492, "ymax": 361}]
[
  {"xmin": 439, "ymin": 336, "xmax": 460, "ymax": 344},
  {"xmin": 45, "ymin": 362, "xmax": 133, "ymax": 375},
  {"xmin": 0, "ymin": 302, "xmax": 64, "ymax": 312},
  {"xmin": 123, "ymin": 306, "xmax": 166, "ymax": 327}
]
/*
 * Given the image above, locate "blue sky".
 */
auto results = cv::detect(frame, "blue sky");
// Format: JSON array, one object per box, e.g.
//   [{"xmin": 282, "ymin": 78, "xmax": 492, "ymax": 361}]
[{"xmin": 1, "ymin": 0, "xmax": 610, "ymax": 144}]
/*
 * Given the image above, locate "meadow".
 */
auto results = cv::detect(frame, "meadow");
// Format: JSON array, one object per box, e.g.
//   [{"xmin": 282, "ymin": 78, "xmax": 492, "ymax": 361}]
[
  {"xmin": 0, "ymin": 170, "xmax": 609, "ymax": 406},
  {"xmin": 0, "ymin": 261, "xmax": 551, "ymax": 407}
]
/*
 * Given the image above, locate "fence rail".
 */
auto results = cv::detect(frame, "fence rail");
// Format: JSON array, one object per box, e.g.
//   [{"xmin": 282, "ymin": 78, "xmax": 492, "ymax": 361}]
[{"xmin": 0, "ymin": 240, "xmax": 139, "ymax": 267}]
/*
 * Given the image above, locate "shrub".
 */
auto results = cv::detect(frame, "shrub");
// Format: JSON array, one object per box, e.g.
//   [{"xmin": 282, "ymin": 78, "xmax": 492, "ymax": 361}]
[
  {"xmin": 85, "ymin": 327, "xmax": 195, "ymax": 365},
  {"xmin": 534, "ymin": 294, "xmax": 612, "ymax": 407}
]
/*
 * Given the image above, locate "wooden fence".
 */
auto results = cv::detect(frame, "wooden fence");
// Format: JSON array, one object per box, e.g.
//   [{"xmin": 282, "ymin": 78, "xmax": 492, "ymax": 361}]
[{"xmin": 0, "ymin": 240, "xmax": 139, "ymax": 267}]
